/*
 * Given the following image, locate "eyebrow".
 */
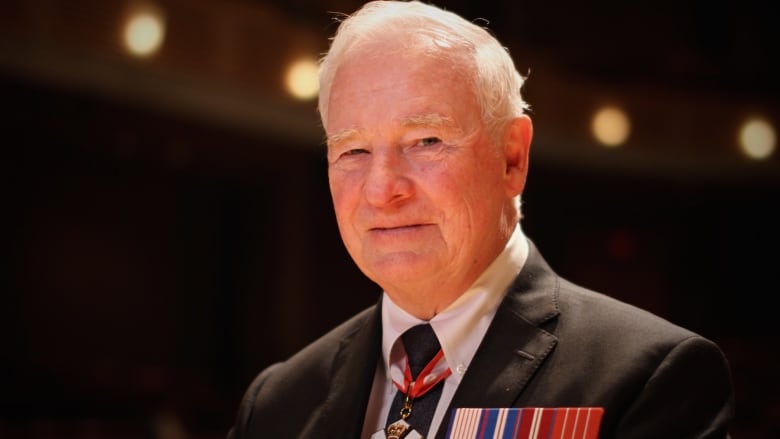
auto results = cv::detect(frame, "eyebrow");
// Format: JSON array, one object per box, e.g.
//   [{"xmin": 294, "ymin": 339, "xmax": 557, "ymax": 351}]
[
  {"xmin": 326, "ymin": 128, "xmax": 360, "ymax": 148},
  {"xmin": 325, "ymin": 113, "xmax": 462, "ymax": 148},
  {"xmin": 401, "ymin": 113, "xmax": 458, "ymax": 130}
]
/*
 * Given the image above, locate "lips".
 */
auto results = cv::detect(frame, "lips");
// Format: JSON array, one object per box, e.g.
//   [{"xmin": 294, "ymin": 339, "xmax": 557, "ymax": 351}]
[
  {"xmin": 365, "ymin": 223, "xmax": 437, "ymax": 242},
  {"xmin": 368, "ymin": 223, "xmax": 431, "ymax": 232},
  {"xmin": 370, "ymin": 224, "xmax": 419, "ymax": 231}
]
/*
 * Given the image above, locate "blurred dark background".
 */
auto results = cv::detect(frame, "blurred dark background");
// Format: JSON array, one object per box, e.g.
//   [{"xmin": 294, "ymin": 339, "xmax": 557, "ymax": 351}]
[{"xmin": 2, "ymin": 0, "xmax": 779, "ymax": 438}]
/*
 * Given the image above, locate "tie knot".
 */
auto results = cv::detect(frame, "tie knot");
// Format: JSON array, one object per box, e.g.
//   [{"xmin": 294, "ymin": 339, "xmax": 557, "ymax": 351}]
[{"xmin": 402, "ymin": 324, "xmax": 441, "ymax": 377}]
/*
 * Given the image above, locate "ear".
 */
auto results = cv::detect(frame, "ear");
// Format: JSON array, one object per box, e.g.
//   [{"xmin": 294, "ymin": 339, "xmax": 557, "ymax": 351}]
[{"xmin": 503, "ymin": 115, "xmax": 533, "ymax": 198}]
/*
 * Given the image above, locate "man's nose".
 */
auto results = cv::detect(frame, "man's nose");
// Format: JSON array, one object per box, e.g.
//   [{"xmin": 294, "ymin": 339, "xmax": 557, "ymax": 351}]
[{"xmin": 363, "ymin": 150, "xmax": 414, "ymax": 207}]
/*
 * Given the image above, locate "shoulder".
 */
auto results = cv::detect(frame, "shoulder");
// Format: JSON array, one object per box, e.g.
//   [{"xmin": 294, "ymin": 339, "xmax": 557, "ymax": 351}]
[
  {"xmin": 552, "ymin": 277, "xmax": 732, "ymax": 400},
  {"xmin": 249, "ymin": 304, "xmax": 377, "ymax": 397},
  {"xmin": 229, "ymin": 305, "xmax": 379, "ymax": 437},
  {"xmin": 556, "ymin": 277, "xmax": 698, "ymax": 346},
  {"xmin": 513, "ymin": 241, "xmax": 725, "ymax": 373},
  {"xmin": 512, "ymin": 241, "xmax": 699, "ymax": 345},
  {"xmin": 515, "ymin": 270, "xmax": 734, "ymax": 434}
]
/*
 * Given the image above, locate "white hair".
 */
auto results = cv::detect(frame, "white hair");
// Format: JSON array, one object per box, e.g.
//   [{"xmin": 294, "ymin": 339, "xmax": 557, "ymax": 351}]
[
  {"xmin": 318, "ymin": 0, "xmax": 530, "ymax": 143},
  {"xmin": 318, "ymin": 0, "xmax": 528, "ymax": 215}
]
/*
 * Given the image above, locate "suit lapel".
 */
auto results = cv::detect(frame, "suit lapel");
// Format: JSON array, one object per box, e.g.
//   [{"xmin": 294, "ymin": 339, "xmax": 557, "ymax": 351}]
[
  {"xmin": 303, "ymin": 302, "xmax": 383, "ymax": 439},
  {"xmin": 436, "ymin": 241, "xmax": 561, "ymax": 438}
]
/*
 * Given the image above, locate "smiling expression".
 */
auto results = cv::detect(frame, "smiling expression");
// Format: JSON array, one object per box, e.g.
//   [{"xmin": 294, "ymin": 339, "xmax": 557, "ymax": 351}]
[{"xmin": 325, "ymin": 40, "xmax": 527, "ymax": 317}]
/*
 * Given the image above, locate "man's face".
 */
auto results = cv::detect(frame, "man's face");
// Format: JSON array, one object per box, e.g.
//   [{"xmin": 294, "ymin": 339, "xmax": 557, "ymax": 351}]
[{"xmin": 325, "ymin": 44, "xmax": 519, "ymax": 309}]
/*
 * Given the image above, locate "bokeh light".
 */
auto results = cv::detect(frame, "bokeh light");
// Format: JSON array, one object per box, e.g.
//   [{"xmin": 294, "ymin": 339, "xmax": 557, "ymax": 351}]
[
  {"xmin": 284, "ymin": 57, "xmax": 320, "ymax": 100},
  {"xmin": 738, "ymin": 117, "xmax": 776, "ymax": 160},
  {"xmin": 123, "ymin": 7, "xmax": 165, "ymax": 58},
  {"xmin": 592, "ymin": 106, "xmax": 631, "ymax": 147}
]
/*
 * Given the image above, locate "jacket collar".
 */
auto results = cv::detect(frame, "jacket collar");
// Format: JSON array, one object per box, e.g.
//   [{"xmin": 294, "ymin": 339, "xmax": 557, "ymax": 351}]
[
  {"xmin": 306, "ymin": 300, "xmax": 383, "ymax": 438},
  {"xmin": 435, "ymin": 240, "xmax": 561, "ymax": 438}
]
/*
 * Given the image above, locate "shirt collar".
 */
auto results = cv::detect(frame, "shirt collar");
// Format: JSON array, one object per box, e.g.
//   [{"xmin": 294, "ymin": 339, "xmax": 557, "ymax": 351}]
[{"xmin": 381, "ymin": 225, "xmax": 529, "ymax": 384}]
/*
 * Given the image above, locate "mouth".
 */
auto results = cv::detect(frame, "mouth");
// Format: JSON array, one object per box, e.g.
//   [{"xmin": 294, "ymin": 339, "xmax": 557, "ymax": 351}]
[
  {"xmin": 365, "ymin": 224, "xmax": 437, "ymax": 242},
  {"xmin": 369, "ymin": 223, "xmax": 428, "ymax": 232}
]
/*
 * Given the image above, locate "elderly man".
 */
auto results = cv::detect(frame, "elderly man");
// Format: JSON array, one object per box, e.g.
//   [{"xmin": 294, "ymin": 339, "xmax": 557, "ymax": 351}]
[{"xmin": 228, "ymin": 1, "xmax": 735, "ymax": 438}]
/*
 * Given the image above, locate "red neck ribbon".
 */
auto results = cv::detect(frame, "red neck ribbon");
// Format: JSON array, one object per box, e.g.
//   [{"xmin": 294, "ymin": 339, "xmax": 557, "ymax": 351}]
[{"xmin": 392, "ymin": 349, "xmax": 452, "ymax": 399}]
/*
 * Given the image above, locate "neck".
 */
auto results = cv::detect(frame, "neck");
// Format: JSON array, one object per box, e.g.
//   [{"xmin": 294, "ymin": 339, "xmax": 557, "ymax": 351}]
[
  {"xmin": 385, "ymin": 288, "xmax": 463, "ymax": 320},
  {"xmin": 383, "ymin": 257, "xmax": 493, "ymax": 320}
]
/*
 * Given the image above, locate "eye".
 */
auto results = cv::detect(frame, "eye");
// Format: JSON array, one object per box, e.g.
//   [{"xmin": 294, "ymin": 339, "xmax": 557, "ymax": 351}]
[
  {"xmin": 343, "ymin": 148, "xmax": 369, "ymax": 156},
  {"xmin": 419, "ymin": 137, "xmax": 441, "ymax": 147}
]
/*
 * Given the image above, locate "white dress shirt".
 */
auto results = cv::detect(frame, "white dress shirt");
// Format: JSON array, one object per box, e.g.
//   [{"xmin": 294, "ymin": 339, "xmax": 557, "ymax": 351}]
[{"xmin": 361, "ymin": 225, "xmax": 529, "ymax": 438}]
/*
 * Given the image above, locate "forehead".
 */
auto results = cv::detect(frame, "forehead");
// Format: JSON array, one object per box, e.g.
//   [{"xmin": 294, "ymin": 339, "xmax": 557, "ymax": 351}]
[{"xmin": 325, "ymin": 41, "xmax": 478, "ymax": 136}]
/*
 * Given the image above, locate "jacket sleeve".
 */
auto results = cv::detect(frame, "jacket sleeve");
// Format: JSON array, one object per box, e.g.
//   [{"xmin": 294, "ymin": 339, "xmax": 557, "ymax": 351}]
[
  {"xmin": 226, "ymin": 362, "xmax": 282, "ymax": 439},
  {"xmin": 615, "ymin": 336, "xmax": 735, "ymax": 438}
]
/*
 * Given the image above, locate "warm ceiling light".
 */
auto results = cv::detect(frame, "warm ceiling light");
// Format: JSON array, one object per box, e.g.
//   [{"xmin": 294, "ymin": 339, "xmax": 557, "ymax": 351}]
[
  {"xmin": 284, "ymin": 57, "xmax": 320, "ymax": 100},
  {"xmin": 738, "ymin": 117, "xmax": 776, "ymax": 160},
  {"xmin": 123, "ymin": 7, "xmax": 165, "ymax": 58},
  {"xmin": 591, "ymin": 105, "xmax": 631, "ymax": 147}
]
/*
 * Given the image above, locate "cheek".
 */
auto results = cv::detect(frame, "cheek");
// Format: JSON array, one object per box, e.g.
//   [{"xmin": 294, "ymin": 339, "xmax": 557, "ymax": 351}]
[
  {"xmin": 441, "ymin": 164, "xmax": 502, "ymax": 222},
  {"xmin": 329, "ymin": 173, "xmax": 359, "ymax": 220},
  {"xmin": 329, "ymin": 186, "xmax": 358, "ymax": 245},
  {"xmin": 438, "ymin": 162, "xmax": 485, "ymax": 201}
]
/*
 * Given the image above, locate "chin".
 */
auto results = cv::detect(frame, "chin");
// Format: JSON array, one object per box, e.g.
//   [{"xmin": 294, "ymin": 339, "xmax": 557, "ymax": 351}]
[{"xmin": 364, "ymin": 254, "xmax": 442, "ymax": 286}]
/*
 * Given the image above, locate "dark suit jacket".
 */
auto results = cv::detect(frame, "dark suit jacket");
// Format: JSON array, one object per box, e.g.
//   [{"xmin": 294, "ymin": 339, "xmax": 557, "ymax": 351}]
[{"xmin": 228, "ymin": 241, "xmax": 735, "ymax": 438}]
